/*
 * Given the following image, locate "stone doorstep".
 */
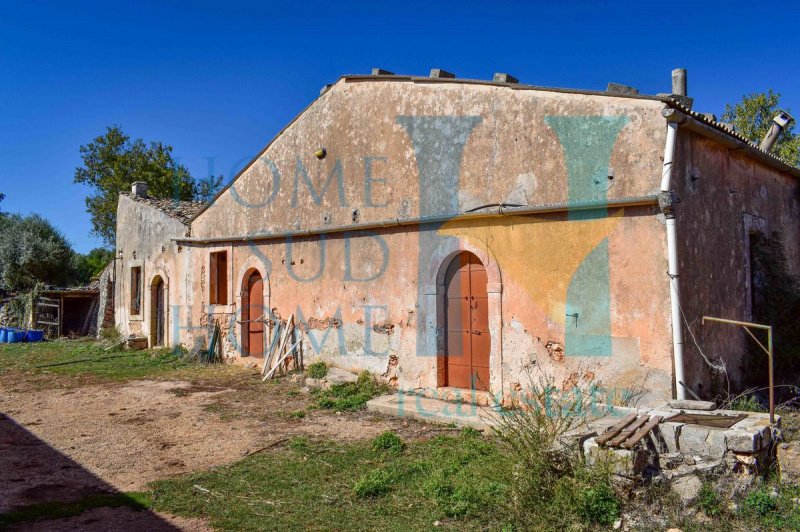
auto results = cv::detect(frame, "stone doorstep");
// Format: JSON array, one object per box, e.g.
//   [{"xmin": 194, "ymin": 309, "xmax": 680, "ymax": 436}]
[
  {"xmin": 409, "ymin": 386, "xmax": 495, "ymax": 407},
  {"xmin": 366, "ymin": 394, "xmax": 500, "ymax": 431}
]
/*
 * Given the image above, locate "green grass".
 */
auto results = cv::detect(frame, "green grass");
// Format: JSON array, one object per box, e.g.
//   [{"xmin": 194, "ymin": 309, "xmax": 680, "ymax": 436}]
[
  {"xmin": 0, "ymin": 338, "xmax": 202, "ymax": 382},
  {"xmin": 0, "ymin": 493, "xmax": 149, "ymax": 529},
  {"xmin": 311, "ymin": 370, "xmax": 390, "ymax": 411},
  {"xmin": 144, "ymin": 429, "xmax": 512, "ymax": 531}
]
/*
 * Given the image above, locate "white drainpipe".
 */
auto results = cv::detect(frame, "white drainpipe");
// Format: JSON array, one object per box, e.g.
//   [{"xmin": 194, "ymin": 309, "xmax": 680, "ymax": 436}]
[{"xmin": 660, "ymin": 114, "xmax": 686, "ymax": 399}]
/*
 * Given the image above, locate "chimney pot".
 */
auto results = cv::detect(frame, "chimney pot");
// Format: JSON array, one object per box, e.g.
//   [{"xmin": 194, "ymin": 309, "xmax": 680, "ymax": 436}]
[
  {"xmin": 759, "ymin": 111, "xmax": 795, "ymax": 152},
  {"xmin": 672, "ymin": 68, "xmax": 687, "ymax": 96},
  {"xmin": 131, "ymin": 181, "xmax": 148, "ymax": 198},
  {"xmin": 493, "ymin": 72, "xmax": 519, "ymax": 84},
  {"xmin": 429, "ymin": 68, "xmax": 455, "ymax": 79}
]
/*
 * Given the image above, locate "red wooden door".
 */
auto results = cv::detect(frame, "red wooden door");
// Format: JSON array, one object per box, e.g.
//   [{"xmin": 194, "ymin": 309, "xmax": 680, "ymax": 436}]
[
  {"xmin": 445, "ymin": 252, "xmax": 490, "ymax": 391},
  {"xmin": 247, "ymin": 272, "xmax": 264, "ymax": 358}
]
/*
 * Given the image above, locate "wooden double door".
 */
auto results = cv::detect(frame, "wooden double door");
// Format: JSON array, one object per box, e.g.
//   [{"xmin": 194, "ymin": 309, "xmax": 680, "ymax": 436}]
[
  {"xmin": 444, "ymin": 252, "xmax": 490, "ymax": 391},
  {"xmin": 242, "ymin": 271, "xmax": 264, "ymax": 358}
]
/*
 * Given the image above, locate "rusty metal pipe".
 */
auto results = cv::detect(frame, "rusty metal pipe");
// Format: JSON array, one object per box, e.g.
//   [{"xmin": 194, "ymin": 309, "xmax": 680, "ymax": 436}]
[{"xmin": 702, "ymin": 316, "xmax": 774, "ymax": 424}]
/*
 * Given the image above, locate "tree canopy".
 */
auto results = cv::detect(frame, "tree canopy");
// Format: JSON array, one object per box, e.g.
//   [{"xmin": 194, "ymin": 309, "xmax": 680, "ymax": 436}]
[
  {"xmin": 722, "ymin": 90, "xmax": 800, "ymax": 167},
  {"xmin": 74, "ymin": 126, "xmax": 223, "ymax": 247},
  {"xmin": 0, "ymin": 213, "xmax": 76, "ymax": 291},
  {"xmin": 72, "ymin": 247, "xmax": 115, "ymax": 284}
]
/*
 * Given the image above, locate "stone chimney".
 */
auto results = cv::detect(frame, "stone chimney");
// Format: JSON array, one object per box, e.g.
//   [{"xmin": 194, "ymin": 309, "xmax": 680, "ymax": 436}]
[{"xmin": 131, "ymin": 181, "xmax": 148, "ymax": 198}]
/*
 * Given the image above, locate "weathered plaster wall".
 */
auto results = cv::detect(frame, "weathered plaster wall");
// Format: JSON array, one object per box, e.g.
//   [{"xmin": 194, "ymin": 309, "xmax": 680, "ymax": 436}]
[
  {"xmin": 179, "ymin": 206, "xmax": 673, "ymax": 402},
  {"xmin": 114, "ymin": 195, "xmax": 188, "ymax": 346},
  {"xmin": 673, "ymin": 129, "xmax": 800, "ymax": 398},
  {"xmin": 177, "ymin": 79, "xmax": 678, "ymax": 402},
  {"xmin": 191, "ymin": 80, "xmax": 668, "ymax": 238}
]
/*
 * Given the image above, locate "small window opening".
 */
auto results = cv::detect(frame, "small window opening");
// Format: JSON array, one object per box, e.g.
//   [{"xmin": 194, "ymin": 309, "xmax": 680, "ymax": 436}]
[
  {"xmin": 209, "ymin": 251, "xmax": 228, "ymax": 305},
  {"xmin": 130, "ymin": 266, "xmax": 142, "ymax": 315}
]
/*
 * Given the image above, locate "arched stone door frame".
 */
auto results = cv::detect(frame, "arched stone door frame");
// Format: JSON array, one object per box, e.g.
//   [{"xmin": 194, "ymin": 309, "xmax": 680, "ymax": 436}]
[
  {"xmin": 422, "ymin": 239, "xmax": 502, "ymax": 394},
  {"xmin": 148, "ymin": 271, "xmax": 169, "ymax": 347},
  {"xmin": 235, "ymin": 256, "xmax": 270, "ymax": 358}
]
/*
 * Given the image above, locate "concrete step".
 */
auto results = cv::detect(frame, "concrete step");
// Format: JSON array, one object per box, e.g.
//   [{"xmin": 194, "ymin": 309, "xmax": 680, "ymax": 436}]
[{"xmin": 367, "ymin": 393, "xmax": 501, "ymax": 431}]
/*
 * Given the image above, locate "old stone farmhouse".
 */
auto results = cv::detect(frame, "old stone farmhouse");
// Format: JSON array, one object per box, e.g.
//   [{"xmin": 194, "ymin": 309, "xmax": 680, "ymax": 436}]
[{"xmin": 113, "ymin": 69, "xmax": 800, "ymax": 405}]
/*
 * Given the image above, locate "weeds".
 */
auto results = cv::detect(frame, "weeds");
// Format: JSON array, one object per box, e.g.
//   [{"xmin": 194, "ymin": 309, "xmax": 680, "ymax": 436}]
[
  {"xmin": 493, "ymin": 368, "xmax": 620, "ymax": 529},
  {"xmin": 353, "ymin": 468, "xmax": 395, "ymax": 497},
  {"xmin": 697, "ymin": 482, "xmax": 722, "ymax": 517},
  {"xmin": 312, "ymin": 371, "xmax": 389, "ymax": 411},
  {"xmin": 371, "ymin": 431, "xmax": 405, "ymax": 453},
  {"xmin": 307, "ymin": 361, "xmax": 328, "ymax": 379}
]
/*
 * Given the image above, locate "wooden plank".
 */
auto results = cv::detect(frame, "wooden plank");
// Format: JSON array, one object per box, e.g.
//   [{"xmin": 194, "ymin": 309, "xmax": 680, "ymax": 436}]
[
  {"xmin": 595, "ymin": 413, "xmax": 638, "ymax": 446},
  {"xmin": 621, "ymin": 416, "xmax": 663, "ymax": 449},
  {"xmin": 37, "ymin": 320, "xmax": 59, "ymax": 326},
  {"xmin": 262, "ymin": 314, "xmax": 293, "ymax": 375},
  {"xmin": 606, "ymin": 416, "xmax": 649, "ymax": 447},
  {"xmin": 263, "ymin": 340, "xmax": 301, "ymax": 380},
  {"xmin": 261, "ymin": 322, "xmax": 283, "ymax": 375},
  {"xmin": 270, "ymin": 315, "xmax": 294, "ymax": 376}
]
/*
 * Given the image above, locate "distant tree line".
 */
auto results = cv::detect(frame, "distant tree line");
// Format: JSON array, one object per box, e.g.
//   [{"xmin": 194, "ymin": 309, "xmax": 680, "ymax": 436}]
[{"xmin": 0, "ymin": 203, "xmax": 113, "ymax": 292}]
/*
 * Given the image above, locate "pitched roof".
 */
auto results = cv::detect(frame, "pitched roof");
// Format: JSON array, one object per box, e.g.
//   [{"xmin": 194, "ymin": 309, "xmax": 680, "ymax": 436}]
[
  {"xmin": 187, "ymin": 73, "xmax": 800, "ymax": 223},
  {"xmin": 122, "ymin": 193, "xmax": 206, "ymax": 226}
]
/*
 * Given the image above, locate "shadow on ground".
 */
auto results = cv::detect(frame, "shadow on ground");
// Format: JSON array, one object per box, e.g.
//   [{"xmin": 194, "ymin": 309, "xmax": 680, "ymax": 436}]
[{"xmin": 0, "ymin": 412, "xmax": 179, "ymax": 531}]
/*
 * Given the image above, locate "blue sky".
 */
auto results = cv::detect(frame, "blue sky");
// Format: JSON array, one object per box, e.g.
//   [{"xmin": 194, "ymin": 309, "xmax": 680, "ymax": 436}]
[{"xmin": 2, "ymin": 0, "xmax": 799, "ymax": 253}]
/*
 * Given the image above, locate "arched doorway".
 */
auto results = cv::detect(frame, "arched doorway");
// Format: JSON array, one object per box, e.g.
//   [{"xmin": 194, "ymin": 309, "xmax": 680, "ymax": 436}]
[
  {"xmin": 241, "ymin": 270, "xmax": 264, "ymax": 358},
  {"xmin": 443, "ymin": 252, "xmax": 490, "ymax": 391},
  {"xmin": 150, "ymin": 276, "xmax": 165, "ymax": 347}
]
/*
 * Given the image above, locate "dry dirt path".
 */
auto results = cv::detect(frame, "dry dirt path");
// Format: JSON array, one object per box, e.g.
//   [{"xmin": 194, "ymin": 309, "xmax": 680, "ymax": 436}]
[{"xmin": 0, "ymin": 370, "xmax": 422, "ymax": 530}]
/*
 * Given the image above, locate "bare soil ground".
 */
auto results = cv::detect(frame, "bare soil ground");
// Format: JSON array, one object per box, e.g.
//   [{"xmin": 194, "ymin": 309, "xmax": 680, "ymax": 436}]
[{"xmin": 0, "ymin": 366, "xmax": 441, "ymax": 529}]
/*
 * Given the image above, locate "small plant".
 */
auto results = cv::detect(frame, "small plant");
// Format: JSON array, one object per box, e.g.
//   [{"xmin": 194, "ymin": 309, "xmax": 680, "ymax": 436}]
[
  {"xmin": 697, "ymin": 482, "xmax": 722, "ymax": 517},
  {"xmin": 730, "ymin": 394, "xmax": 767, "ymax": 413},
  {"xmin": 353, "ymin": 468, "xmax": 394, "ymax": 498},
  {"xmin": 289, "ymin": 410, "xmax": 306, "ymax": 419},
  {"xmin": 577, "ymin": 481, "xmax": 620, "ymax": 526},
  {"xmin": 371, "ymin": 431, "xmax": 405, "ymax": 452},
  {"xmin": 741, "ymin": 487, "xmax": 778, "ymax": 517},
  {"xmin": 307, "ymin": 361, "xmax": 328, "ymax": 379}
]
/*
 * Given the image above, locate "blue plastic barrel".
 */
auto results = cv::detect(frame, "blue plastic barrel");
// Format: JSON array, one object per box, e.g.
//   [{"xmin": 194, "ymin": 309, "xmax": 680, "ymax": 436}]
[
  {"xmin": 0, "ymin": 328, "xmax": 7, "ymax": 343},
  {"xmin": 7, "ymin": 329, "xmax": 26, "ymax": 343},
  {"xmin": 26, "ymin": 330, "xmax": 44, "ymax": 342}
]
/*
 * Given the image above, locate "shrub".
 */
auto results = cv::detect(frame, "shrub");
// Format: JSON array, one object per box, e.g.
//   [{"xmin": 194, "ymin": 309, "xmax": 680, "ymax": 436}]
[
  {"xmin": 697, "ymin": 482, "xmax": 722, "ymax": 517},
  {"xmin": 493, "ymin": 368, "xmax": 620, "ymax": 529},
  {"xmin": 742, "ymin": 487, "xmax": 778, "ymax": 517},
  {"xmin": 353, "ymin": 468, "xmax": 394, "ymax": 498},
  {"xmin": 307, "ymin": 361, "xmax": 328, "ymax": 379},
  {"xmin": 371, "ymin": 431, "xmax": 405, "ymax": 453},
  {"xmin": 577, "ymin": 480, "xmax": 620, "ymax": 526},
  {"xmin": 730, "ymin": 394, "xmax": 767, "ymax": 413}
]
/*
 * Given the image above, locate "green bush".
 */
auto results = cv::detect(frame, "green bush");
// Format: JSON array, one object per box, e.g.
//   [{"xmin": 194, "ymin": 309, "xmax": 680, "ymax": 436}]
[
  {"xmin": 307, "ymin": 361, "xmax": 328, "ymax": 379},
  {"xmin": 577, "ymin": 481, "xmax": 620, "ymax": 526},
  {"xmin": 742, "ymin": 487, "xmax": 778, "ymax": 517},
  {"xmin": 698, "ymin": 483, "xmax": 722, "ymax": 517},
  {"xmin": 372, "ymin": 431, "xmax": 405, "ymax": 453},
  {"xmin": 730, "ymin": 394, "xmax": 766, "ymax": 413},
  {"xmin": 493, "ymin": 370, "xmax": 620, "ymax": 529},
  {"xmin": 353, "ymin": 468, "xmax": 395, "ymax": 498}
]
